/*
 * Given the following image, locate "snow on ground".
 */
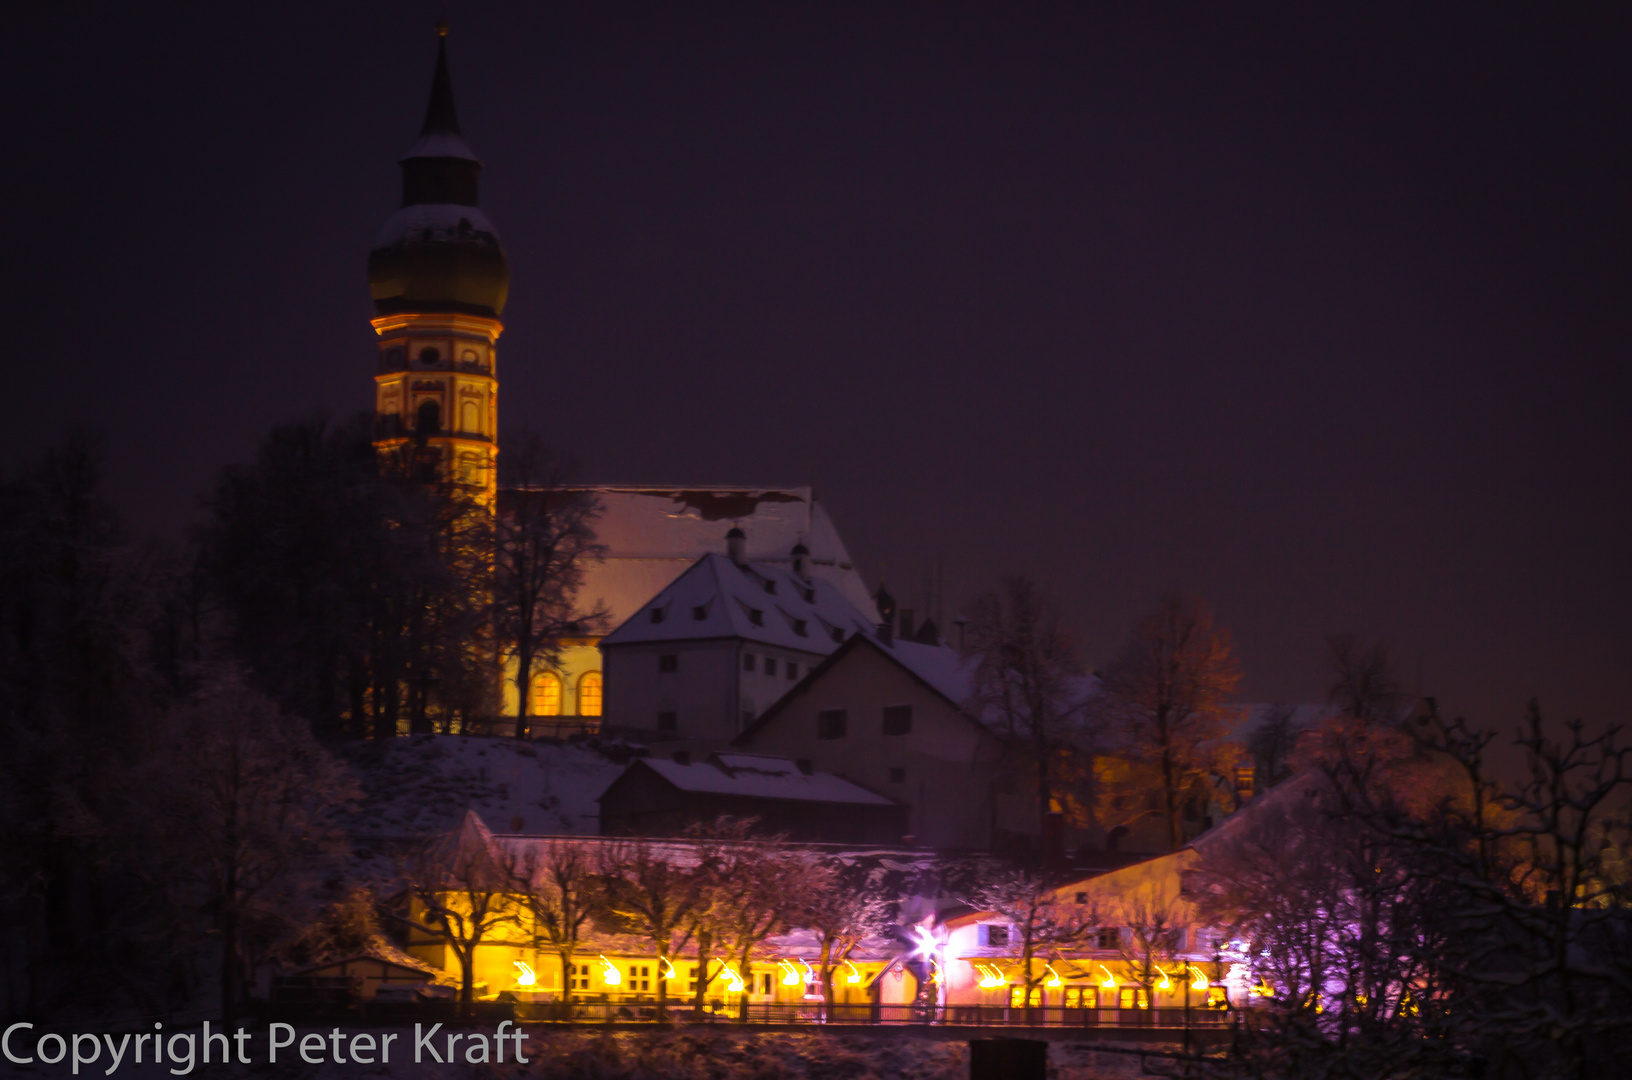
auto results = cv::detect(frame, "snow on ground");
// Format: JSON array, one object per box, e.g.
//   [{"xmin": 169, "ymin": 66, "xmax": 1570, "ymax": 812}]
[
  {"xmin": 96, "ymin": 1026, "xmax": 1179, "ymax": 1079},
  {"xmin": 341, "ymin": 735, "xmax": 632, "ymax": 840}
]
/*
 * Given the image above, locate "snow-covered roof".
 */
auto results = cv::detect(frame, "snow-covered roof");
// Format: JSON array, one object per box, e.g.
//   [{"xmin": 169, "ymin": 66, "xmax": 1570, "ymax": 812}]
[
  {"xmin": 607, "ymin": 754, "xmax": 895, "ymax": 806},
  {"xmin": 600, "ymin": 552, "xmax": 878, "ymax": 655},
  {"xmin": 373, "ymin": 203, "xmax": 502, "ymax": 250},
  {"xmin": 552, "ymin": 487, "xmax": 877, "ymax": 628},
  {"xmin": 884, "ymin": 639, "xmax": 977, "ymax": 706}
]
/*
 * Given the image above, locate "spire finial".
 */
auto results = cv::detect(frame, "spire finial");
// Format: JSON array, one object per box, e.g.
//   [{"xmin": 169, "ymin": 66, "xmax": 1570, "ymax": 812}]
[{"xmin": 420, "ymin": 23, "xmax": 461, "ymax": 136}]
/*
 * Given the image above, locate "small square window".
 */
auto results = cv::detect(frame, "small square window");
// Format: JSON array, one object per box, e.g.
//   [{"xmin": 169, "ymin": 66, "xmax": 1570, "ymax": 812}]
[
  {"xmin": 658, "ymin": 654, "xmax": 678, "ymax": 673},
  {"xmin": 883, "ymin": 704, "xmax": 912, "ymax": 735},
  {"xmin": 743, "ymin": 653, "xmax": 756, "ymax": 672},
  {"xmin": 831, "ymin": 627, "xmax": 845, "ymax": 643},
  {"xmin": 787, "ymin": 662, "xmax": 798, "ymax": 680},
  {"xmin": 888, "ymin": 767, "xmax": 906, "ymax": 783},
  {"xmin": 1075, "ymin": 892, "xmax": 1088, "ymax": 905},
  {"xmin": 748, "ymin": 608, "xmax": 764, "ymax": 626},
  {"xmin": 764, "ymin": 658, "xmax": 777, "ymax": 676},
  {"xmin": 657, "ymin": 711, "xmax": 677, "ymax": 731},
  {"xmin": 649, "ymin": 607, "xmax": 665, "ymax": 623},
  {"xmin": 1097, "ymin": 928, "xmax": 1120, "ymax": 950},
  {"xmin": 792, "ymin": 619, "xmax": 808, "ymax": 636},
  {"xmin": 763, "ymin": 580, "xmax": 776, "ymax": 595},
  {"xmin": 817, "ymin": 709, "xmax": 848, "ymax": 740},
  {"xmin": 693, "ymin": 605, "xmax": 708, "ymax": 621}
]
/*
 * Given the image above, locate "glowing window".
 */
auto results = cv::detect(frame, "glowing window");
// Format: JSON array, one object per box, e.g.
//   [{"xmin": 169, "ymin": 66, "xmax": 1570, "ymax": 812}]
[
  {"xmin": 530, "ymin": 673, "xmax": 562, "ymax": 716},
  {"xmin": 1009, "ymin": 985, "xmax": 1042, "ymax": 1008},
  {"xmin": 579, "ymin": 672, "xmax": 603, "ymax": 717},
  {"xmin": 1064, "ymin": 986, "xmax": 1098, "ymax": 1009},
  {"xmin": 1119, "ymin": 987, "xmax": 1149, "ymax": 1010}
]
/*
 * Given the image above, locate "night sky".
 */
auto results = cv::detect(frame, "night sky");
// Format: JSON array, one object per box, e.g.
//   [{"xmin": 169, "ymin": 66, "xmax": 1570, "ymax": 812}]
[{"xmin": 6, "ymin": 3, "xmax": 1629, "ymax": 731}]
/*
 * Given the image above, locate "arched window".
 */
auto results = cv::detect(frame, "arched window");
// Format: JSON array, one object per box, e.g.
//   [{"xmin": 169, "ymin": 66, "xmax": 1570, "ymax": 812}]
[
  {"xmin": 459, "ymin": 400, "xmax": 479, "ymax": 434},
  {"xmin": 531, "ymin": 672, "xmax": 562, "ymax": 716},
  {"xmin": 578, "ymin": 672, "xmax": 603, "ymax": 717},
  {"xmin": 416, "ymin": 400, "xmax": 441, "ymax": 434}
]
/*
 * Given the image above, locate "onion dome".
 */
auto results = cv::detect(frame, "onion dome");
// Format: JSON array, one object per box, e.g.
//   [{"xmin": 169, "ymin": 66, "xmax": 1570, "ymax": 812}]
[{"xmin": 367, "ymin": 29, "xmax": 510, "ymax": 318}]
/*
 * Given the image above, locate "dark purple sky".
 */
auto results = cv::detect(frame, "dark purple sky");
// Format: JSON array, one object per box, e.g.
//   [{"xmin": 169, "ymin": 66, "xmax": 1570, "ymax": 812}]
[{"xmin": 6, "ymin": 3, "xmax": 1629, "ymax": 730}]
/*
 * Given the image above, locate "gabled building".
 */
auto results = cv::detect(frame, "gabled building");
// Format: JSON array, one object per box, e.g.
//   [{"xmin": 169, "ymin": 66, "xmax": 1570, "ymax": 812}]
[
  {"xmin": 501, "ymin": 486, "xmax": 879, "ymax": 725},
  {"xmin": 598, "ymin": 540, "xmax": 880, "ymax": 740},
  {"xmin": 732, "ymin": 634, "xmax": 1025, "ymax": 851},
  {"xmin": 597, "ymin": 752, "xmax": 908, "ymax": 844}
]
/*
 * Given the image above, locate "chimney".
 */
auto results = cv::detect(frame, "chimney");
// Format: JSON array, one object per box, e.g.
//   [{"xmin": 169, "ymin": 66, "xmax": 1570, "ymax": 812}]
[
  {"xmin": 726, "ymin": 526, "xmax": 746, "ymax": 564},
  {"xmin": 899, "ymin": 608, "xmax": 915, "ymax": 641},
  {"xmin": 873, "ymin": 584, "xmax": 896, "ymax": 646},
  {"xmin": 791, "ymin": 541, "xmax": 810, "ymax": 580}
]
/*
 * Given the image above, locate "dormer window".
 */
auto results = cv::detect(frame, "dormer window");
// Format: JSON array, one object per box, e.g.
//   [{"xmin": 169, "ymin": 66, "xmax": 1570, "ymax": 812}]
[
  {"xmin": 693, "ymin": 605, "xmax": 708, "ymax": 621},
  {"xmin": 649, "ymin": 607, "xmax": 666, "ymax": 624},
  {"xmin": 792, "ymin": 619, "xmax": 808, "ymax": 636},
  {"xmin": 802, "ymin": 588, "xmax": 815, "ymax": 604},
  {"xmin": 763, "ymin": 580, "xmax": 776, "ymax": 595},
  {"xmin": 831, "ymin": 628, "xmax": 844, "ymax": 643},
  {"xmin": 747, "ymin": 608, "xmax": 764, "ymax": 626}
]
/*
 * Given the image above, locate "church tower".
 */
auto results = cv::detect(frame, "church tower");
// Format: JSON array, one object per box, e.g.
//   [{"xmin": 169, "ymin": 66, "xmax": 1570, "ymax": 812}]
[{"xmin": 367, "ymin": 27, "xmax": 508, "ymax": 508}]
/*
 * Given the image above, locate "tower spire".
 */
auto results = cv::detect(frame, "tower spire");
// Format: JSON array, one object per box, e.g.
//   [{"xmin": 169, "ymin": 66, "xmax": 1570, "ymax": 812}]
[{"xmin": 421, "ymin": 24, "xmax": 461, "ymax": 136}]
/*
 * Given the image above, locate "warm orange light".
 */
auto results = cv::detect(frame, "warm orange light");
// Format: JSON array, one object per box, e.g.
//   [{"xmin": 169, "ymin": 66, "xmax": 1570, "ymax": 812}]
[
  {"xmin": 1189, "ymin": 965, "xmax": 1209, "ymax": 991},
  {"xmin": 1044, "ymin": 963, "xmax": 1063, "ymax": 988},
  {"xmin": 716, "ymin": 959, "xmax": 746, "ymax": 994},
  {"xmin": 1099, "ymin": 965, "xmax": 1118, "ymax": 990},
  {"xmin": 779, "ymin": 959, "xmax": 801, "ymax": 986},
  {"xmin": 1155, "ymin": 965, "xmax": 1172, "ymax": 991},
  {"xmin": 843, "ymin": 960, "xmax": 862, "ymax": 984},
  {"xmin": 661, "ymin": 957, "xmax": 677, "ymax": 980},
  {"xmin": 513, "ymin": 960, "xmax": 536, "ymax": 987},
  {"xmin": 598, "ymin": 956, "xmax": 622, "ymax": 986},
  {"xmin": 975, "ymin": 963, "xmax": 1006, "ymax": 989}
]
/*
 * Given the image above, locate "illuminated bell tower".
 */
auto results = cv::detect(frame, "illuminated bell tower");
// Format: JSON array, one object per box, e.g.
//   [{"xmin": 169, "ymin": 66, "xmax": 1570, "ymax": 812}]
[{"xmin": 367, "ymin": 27, "xmax": 508, "ymax": 507}]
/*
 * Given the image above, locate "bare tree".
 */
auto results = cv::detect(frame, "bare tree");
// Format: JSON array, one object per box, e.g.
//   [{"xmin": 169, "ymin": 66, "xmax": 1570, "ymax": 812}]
[
  {"xmin": 964, "ymin": 576, "xmax": 1089, "ymax": 842},
  {"xmin": 492, "ymin": 436, "xmax": 607, "ymax": 737},
  {"xmin": 1100, "ymin": 594, "xmax": 1243, "ymax": 851},
  {"xmin": 1326, "ymin": 633, "xmax": 1403, "ymax": 725},
  {"xmin": 967, "ymin": 869, "xmax": 1095, "ymax": 1019},
  {"xmin": 1115, "ymin": 891, "xmax": 1192, "ymax": 1002},
  {"xmin": 796, "ymin": 857, "xmax": 895, "ymax": 1019},
  {"xmin": 711, "ymin": 834, "xmax": 815, "ymax": 1021},
  {"xmin": 396, "ymin": 811, "xmax": 522, "ymax": 1016},
  {"xmin": 1245, "ymin": 703, "xmax": 1300, "ymax": 793},
  {"xmin": 148, "ymin": 667, "xmax": 357, "ymax": 1028},
  {"xmin": 517, "ymin": 838, "xmax": 600, "ymax": 1011},
  {"xmin": 596, "ymin": 837, "xmax": 703, "ymax": 1019}
]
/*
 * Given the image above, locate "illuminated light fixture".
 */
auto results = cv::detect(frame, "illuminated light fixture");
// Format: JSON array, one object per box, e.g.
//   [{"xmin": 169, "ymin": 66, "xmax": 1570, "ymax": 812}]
[
  {"xmin": 661, "ymin": 957, "xmax": 677, "ymax": 980},
  {"xmin": 1044, "ymin": 963, "xmax": 1063, "ymax": 988},
  {"xmin": 799, "ymin": 959, "xmax": 815, "ymax": 981},
  {"xmin": 1188, "ymin": 965, "xmax": 1209, "ymax": 991},
  {"xmin": 913, "ymin": 925, "xmax": 938, "ymax": 958},
  {"xmin": 779, "ymin": 960, "xmax": 802, "ymax": 986},
  {"xmin": 513, "ymin": 960, "xmax": 536, "ymax": 987},
  {"xmin": 716, "ymin": 959, "xmax": 746, "ymax": 994},
  {"xmin": 975, "ymin": 963, "xmax": 1006, "ymax": 989},
  {"xmin": 843, "ymin": 960, "xmax": 862, "ymax": 984},
  {"xmin": 1155, "ymin": 965, "xmax": 1172, "ymax": 992},
  {"xmin": 1099, "ymin": 965, "xmax": 1117, "ymax": 990},
  {"xmin": 598, "ymin": 956, "xmax": 622, "ymax": 986}
]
